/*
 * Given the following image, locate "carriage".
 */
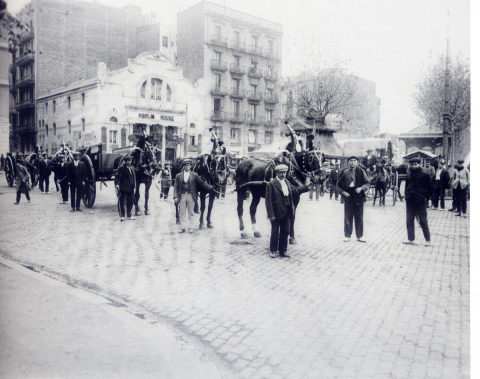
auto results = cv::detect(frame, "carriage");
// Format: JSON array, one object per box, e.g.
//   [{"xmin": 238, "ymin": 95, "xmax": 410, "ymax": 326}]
[{"xmin": 4, "ymin": 152, "xmax": 40, "ymax": 189}]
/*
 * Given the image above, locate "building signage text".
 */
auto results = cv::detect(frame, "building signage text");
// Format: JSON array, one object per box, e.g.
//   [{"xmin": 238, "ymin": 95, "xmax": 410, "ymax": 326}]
[{"xmin": 137, "ymin": 113, "xmax": 175, "ymax": 122}]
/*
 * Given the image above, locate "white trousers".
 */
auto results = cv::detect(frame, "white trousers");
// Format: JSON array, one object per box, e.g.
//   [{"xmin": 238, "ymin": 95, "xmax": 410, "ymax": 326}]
[{"xmin": 179, "ymin": 193, "xmax": 195, "ymax": 230}]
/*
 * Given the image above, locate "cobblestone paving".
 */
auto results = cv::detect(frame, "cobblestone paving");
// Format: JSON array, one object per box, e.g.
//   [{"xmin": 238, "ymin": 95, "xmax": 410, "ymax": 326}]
[{"xmin": 0, "ymin": 174, "xmax": 470, "ymax": 379}]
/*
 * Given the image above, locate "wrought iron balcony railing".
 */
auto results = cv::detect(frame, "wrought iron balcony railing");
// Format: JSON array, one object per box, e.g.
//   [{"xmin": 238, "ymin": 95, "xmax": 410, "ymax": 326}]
[
  {"xmin": 247, "ymin": 115, "xmax": 264, "ymax": 125},
  {"xmin": 230, "ymin": 40, "xmax": 246, "ymax": 51},
  {"xmin": 16, "ymin": 122, "xmax": 36, "ymax": 132},
  {"xmin": 248, "ymin": 44, "xmax": 263, "ymax": 55},
  {"xmin": 229, "ymin": 113, "xmax": 246, "ymax": 123},
  {"xmin": 247, "ymin": 91, "xmax": 263, "ymax": 102},
  {"xmin": 247, "ymin": 67, "xmax": 263, "ymax": 78},
  {"xmin": 16, "ymin": 98, "xmax": 35, "ymax": 109},
  {"xmin": 264, "ymin": 71, "xmax": 278, "ymax": 82},
  {"xmin": 265, "ymin": 117, "xmax": 279, "ymax": 126},
  {"xmin": 229, "ymin": 63, "xmax": 246, "ymax": 75},
  {"xmin": 16, "ymin": 74, "xmax": 35, "ymax": 88},
  {"xmin": 16, "ymin": 52, "xmax": 35, "ymax": 67},
  {"xmin": 264, "ymin": 92, "xmax": 279, "ymax": 104},
  {"xmin": 210, "ymin": 85, "xmax": 228, "ymax": 96},
  {"xmin": 210, "ymin": 35, "xmax": 228, "ymax": 46},
  {"xmin": 211, "ymin": 111, "xmax": 227, "ymax": 121},
  {"xmin": 230, "ymin": 88, "xmax": 246, "ymax": 98},
  {"xmin": 265, "ymin": 49, "xmax": 279, "ymax": 60},
  {"xmin": 210, "ymin": 59, "xmax": 228, "ymax": 71}
]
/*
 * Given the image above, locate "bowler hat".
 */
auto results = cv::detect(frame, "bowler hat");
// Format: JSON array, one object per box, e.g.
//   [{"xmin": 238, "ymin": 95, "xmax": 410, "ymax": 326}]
[
  {"xmin": 275, "ymin": 164, "xmax": 288, "ymax": 172},
  {"xmin": 182, "ymin": 159, "xmax": 193, "ymax": 166},
  {"xmin": 347, "ymin": 156, "xmax": 358, "ymax": 161},
  {"xmin": 457, "ymin": 159, "xmax": 464, "ymax": 165},
  {"xmin": 409, "ymin": 158, "xmax": 420, "ymax": 164}
]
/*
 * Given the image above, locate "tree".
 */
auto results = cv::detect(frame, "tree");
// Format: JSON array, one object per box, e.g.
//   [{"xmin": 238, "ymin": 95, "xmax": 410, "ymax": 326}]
[{"xmin": 412, "ymin": 53, "xmax": 470, "ymax": 157}]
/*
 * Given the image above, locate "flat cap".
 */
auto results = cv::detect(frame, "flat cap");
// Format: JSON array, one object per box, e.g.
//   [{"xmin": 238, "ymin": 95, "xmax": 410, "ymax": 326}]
[
  {"xmin": 347, "ymin": 156, "xmax": 359, "ymax": 161},
  {"xmin": 456, "ymin": 159, "xmax": 464, "ymax": 164},
  {"xmin": 58, "ymin": 154, "xmax": 65, "ymax": 158},
  {"xmin": 72, "ymin": 151, "xmax": 81, "ymax": 156},
  {"xmin": 409, "ymin": 158, "xmax": 420, "ymax": 164},
  {"xmin": 182, "ymin": 159, "xmax": 193, "ymax": 165},
  {"xmin": 275, "ymin": 164, "xmax": 289, "ymax": 172},
  {"xmin": 366, "ymin": 148, "xmax": 373, "ymax": 152}
]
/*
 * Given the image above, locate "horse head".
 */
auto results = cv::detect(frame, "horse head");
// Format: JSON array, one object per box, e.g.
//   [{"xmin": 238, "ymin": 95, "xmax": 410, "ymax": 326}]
[
  {"xmin": 292, "ymin": 150, "xmax": 324, "ymax": 183},
  {"xmin": 212, "ymin": 155, "xmax": 228, "ymax": 185}
]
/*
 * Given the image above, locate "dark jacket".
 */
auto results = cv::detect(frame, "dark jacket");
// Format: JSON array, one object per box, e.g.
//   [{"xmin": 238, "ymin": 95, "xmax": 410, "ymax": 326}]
[
  {"xmin": 67, "ymin": 161, "xmax": 87, "ymax": 185},
  {"xmin": 434, "ymin": 167, "xmax": 450, "ymax": 189},
  {"xmin": 173, "ymin": 171, "xmax": 212, "ymax": 202},
  {"xmin": 363, "ymin": 154, "xmax": 378, "ymax": 169},
  {"xmin": 56, "ymin": 162, "xmax": 68, "ymax": 182},
  {"xmin": 265, "ymin": 178, "xmax": 308, "ymax": 220},
  {"xmin": 115, "ymin": 165, "xmax": 136, "ymax": 193},
  {"xmin": 336, "ymin": 166, "xmax": 370, "ymax": 205},
  {"xmin": 330, "ymin": 168, "xmax": 340, "ymax": 181},
  {"xmin": 39, "ymin": 159, "xmax": 52, "ymax": 176},
  {"xmin": 405, "ymin": 167, "xmax": 434, "ymax": 205}
]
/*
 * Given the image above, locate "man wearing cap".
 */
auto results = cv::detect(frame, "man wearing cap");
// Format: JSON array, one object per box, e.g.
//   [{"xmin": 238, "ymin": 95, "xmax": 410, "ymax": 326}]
[
  {"xmin": 67, "ymin": 152, "xmax": 87, "ymax": 212},
  {"xmin": 451, "ymin": 159, "xmax": 469, "ymax": 218},
  {"xmin": 56, "ymin": 154, "xmax": 69, "ymax": 204},
  {"xmin": 403, "ymin": 158, "xmax": 434, "ymax": 246},
  {"xmin": 431, "ymin": 159, "xmax": 450, "ymax": 211},
  {"xmin": 173, "ymin": 159, "xmax": 213, "ymax": 233},
  {"xmin": 159, "ymin": 163, "xmax": 171, "ymax": 201},
  {"xmin": 363, "ymin": 148, "xmax": 378, "ymax": 170},
  {"xmin": 424, "ymin": 160, "xmax": 436, "ymax": 207},
  {"xmin": 38, "ymin": 152, "xmax": 52, "ymax": 194},
  {"xmin": 329, "ymin": 163, "xmax": 340, "ymax": 200},
  {"xmin": 336, "ymin": 156, "xmax": 370, "ymax": 242},
  {"xmin": 266, "ymin": 164, "xmax": 309, "ymax": 258},
  {"xmin": 115, "ymin": 156, "xmax": 136, "ymax": 221},
  {"xmin": 13, "ymin": 158, "xmax": 31, "ymax": 204}
]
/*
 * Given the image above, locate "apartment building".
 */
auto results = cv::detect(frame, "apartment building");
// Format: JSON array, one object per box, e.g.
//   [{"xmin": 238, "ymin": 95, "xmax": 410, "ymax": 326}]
[{"xmin": 177, "ymin": 1, "xmax": 283, "ymax": 156}]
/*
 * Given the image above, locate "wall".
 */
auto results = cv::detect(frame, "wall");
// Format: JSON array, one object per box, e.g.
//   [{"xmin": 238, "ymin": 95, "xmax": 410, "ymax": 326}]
[{"xmin": 0, "ymin": 41, "xmax": 11, "ymax": 155}]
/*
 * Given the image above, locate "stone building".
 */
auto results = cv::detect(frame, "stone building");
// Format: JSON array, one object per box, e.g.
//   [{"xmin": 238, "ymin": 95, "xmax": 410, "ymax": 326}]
[
  {"xmin": 1, "ymin": 38, "xmax": 12, "ymax": 156},
  {"xmin": 36, "ymin": 51, "xmax": 203, "ymax": 163},
  {"xmin": 177, "ymin": 1, "xmax": 283, "ymax": 156}
]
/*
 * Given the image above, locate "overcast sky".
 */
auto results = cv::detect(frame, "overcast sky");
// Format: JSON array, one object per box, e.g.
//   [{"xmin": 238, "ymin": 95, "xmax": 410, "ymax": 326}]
[{"xmin": 7, "ymin": 0, "xmax": 471, "ymax": 135}]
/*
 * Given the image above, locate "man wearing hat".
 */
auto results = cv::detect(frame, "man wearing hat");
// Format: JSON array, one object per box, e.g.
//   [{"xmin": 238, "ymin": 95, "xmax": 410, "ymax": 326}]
[
  {"xmin": 56, "ymin": 154, "xmax": 69, "ymax": 204},
  {"xmin": 38, "ymin": 152, "xmax": 52, "ymax": 194},
  {"xmin": 266, "ymin": 164, "xmax": 309, "ymax": 258},
  {"xmin": 363, "ymin": 148, "xmax": 378, "ymax": 170},
  {"xmin": 67, "ymin": 152, "xmax": 87, "ymax": 212},
  {"xmin": 329, "ymin": 163, "xmax": 341, "ymax": 200},
  {"xmin": 159, "ymin": 163, "xmax": 172, "ymax": 201},
  {"xmin": 336, "ymin": 156, "xmax": 370, "ymax": 242},
  {"xmin": 115, "ymin": 156, "xmax": 136, "ymax": 221},
  {"xmin": 451, "ymin": 159, "xmax": 469, "ymax": 218},
  {"xmin": 431, "ymin": 159, "xmax": 450, "ymax": 211},
  {"xmin": 13, "ymin": 158, "xmax": 31, "ymax": 204},
  {"xmin": 403, "ymin": 158, "xmax": 434, "ymax": 245},
  {"xmin": 424, "ymin": 159, "xmax": 436, "ymax": 207},
  {"xmin": 173, "ymin": 159, "xmax": 213, "ymax": 233}
]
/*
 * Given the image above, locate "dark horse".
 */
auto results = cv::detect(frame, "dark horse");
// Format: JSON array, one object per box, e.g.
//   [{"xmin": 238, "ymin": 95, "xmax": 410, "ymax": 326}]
[
  {"xmin": 372, "ymin": 165, "xmax": 390, "ymax": 206},
  {"xmin": 171, "ymin": 153, "xmax": 229, "ymax": 229},
  {"xmin": 235, "ymin": 150, "xmax": 324, "ymax": 241}
]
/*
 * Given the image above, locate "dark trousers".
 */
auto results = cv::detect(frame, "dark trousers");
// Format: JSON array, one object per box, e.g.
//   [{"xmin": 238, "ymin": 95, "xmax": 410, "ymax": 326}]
[
  {"xmin": 455, "ymin": 187, "xmax": 467, "ymax": 214},
  {"xmin": 60, "ymin": 181, "xmax": 69, "ymax": 202},
  {"xmin": 39, "ymin": 174, "xmax": 50, "ymax": 192},
  {"xmin": 161, "ymin": 186, "xmax": 170, "ymax": 199},
  {"xmin": 309, "ymin": 183, "xmax": 320, "ymax": 200},
  {"xmin": 344, "ymin": 198, "xmax": 364, "ymax": 238},
  {"xmin": 330, "ymin": 179, "xmax": 338, "ymax": 199},
  {"xmin": 119, "ymin": 191, "xmax": 134, "ymax": 217},
  {"xmin": 431, "ymin": 182, "xmax": 445, "ymax": 209},
  {"xmin": 270, "ymin": 213, "xmax": 291, "ymax": 254},
  {"xmin": 70, "ymin": 183, "xmax": 84, "ymax": 209},
  {"xmin": 406, "ymin": 202, "xmax": 430, "ymax": 242},
  {"xmin": 16, "ymin": 185, "xmax": 30, "ymax": 203}
]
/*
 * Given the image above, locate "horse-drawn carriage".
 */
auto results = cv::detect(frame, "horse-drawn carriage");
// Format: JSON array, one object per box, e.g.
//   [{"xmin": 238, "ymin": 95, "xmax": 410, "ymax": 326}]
[{"xmin": 4, "ymin": 152, "xmax": 40, "ymax": 189}]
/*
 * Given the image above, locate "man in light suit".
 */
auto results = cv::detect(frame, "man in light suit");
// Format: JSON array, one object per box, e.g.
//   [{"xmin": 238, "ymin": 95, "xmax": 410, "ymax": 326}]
[
  {"xmin": 265, "ymin": 164, "xmax": 308, "ymax": 258},
  {"xmin": 173, "ymin": 159, "xmax": 213, "ymax": 233}
]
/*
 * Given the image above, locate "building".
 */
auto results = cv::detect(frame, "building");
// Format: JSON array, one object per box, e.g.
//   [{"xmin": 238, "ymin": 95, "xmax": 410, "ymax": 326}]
[
  {"xmin": 9, "ymin": 0, "xmax": 157, "ymax": 153},
  {"xmin": 398, "ymin": 124, "xmax": 445, "ymax": 157},
  {"xmin": 177, "ymin": 1, "xmax": 283, "ymax": 157},
  {"xmin": 1, "ymin": 38, "xmax": 12, "ymax": 157},
  {"xmin": 36, "ymin": 51, "xmax": 204, "ymax": 163}
]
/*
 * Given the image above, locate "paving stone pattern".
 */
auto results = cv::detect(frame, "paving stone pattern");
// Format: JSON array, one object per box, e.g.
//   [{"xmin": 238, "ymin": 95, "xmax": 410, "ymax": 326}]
[{"xmin": 0, "ymin": 175, "xmax": 470, "ymax": 379}]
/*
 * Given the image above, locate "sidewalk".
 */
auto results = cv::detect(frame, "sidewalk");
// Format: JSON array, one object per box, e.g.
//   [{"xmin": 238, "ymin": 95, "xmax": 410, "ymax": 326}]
[{"xmin": 0, "ymin": 258, "xmax": 229, "ymax": 379}]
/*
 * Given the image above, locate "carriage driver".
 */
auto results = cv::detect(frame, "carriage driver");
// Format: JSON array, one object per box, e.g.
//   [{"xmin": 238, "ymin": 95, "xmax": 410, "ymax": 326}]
[{"xmin": 173, "ymin": 159, "xmax": 213, "ymax": 234}]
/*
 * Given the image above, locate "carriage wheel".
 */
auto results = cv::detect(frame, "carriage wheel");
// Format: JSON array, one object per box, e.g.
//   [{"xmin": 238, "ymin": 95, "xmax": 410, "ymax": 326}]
[
  {"xmin": 5, "ymin": 156, "xmax": 15, "ymax": 187},
  {"xmin": 324, "ymin": 178, "xmax": 331, "ymax": 193},
  {"xmin": 80, "ymin": 154, "xmax": 96, "ymax": 208},
  {"xmin": 319, "ymin": 183, "xmax": 324, "ymax": 197}
]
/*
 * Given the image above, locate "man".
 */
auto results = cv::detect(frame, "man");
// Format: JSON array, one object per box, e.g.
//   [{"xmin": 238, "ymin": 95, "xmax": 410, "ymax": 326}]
[
  {"xmin": 424, "ymin": 159, "xmax": 436, "ymax": 207},
  {"xmin": 216, "ymin": 140, "xmax": 227, "ymax": 156},
  {"xmin": 173, "ymin": 159, "xmax": 213, "ymax": 233},
  {"xmin": 0, "ymin": 154, "xmax": 5, "ymax": 171},
  {"xmin": 448, "ymin": 163, "xmax": 459, "ymax": 212},
  {"xmin": 38, "ymin": 152, "xmax": 52, "ymax": 194},
  {"xmin": 431, "ymin": 160, "xmax": 450, "ymax": 211},
  {"xmin": 309, "ymin": 165, "xmax": 326, "ymax": 201},
  {"xmin": 336, "ymin": 156, "xmax": 370, "ymax": 243},
  {"xmin": 159, "ymin": 163, "xmax": 171, "ymax": 201},
  {"xmin": 14, "ymin": 158, "xmax": 31, "ymax": 204},
  {"xmin": 363, "ymin": 148, "xmax": 378, "ymax": 170},
  {"xmin": 451, "ymin": 159, "xmax": 470, "ymax": 218},
  {"xmin": 56, "ymin": 154, "xmax": 69, "ymax": 204},
  {"xmin": 329, "ymin": 163, "xmax": 340, "ymax": 200},
  {"xmin": 403, "ymin": 158, "xmax": 434, "ymax": 246},
  {"xmin": 266, "ymin": 164, "xmax": 308, "ymax": 258},
  {"xmin": 67, "ymin": 152, "xmax": 87, "ymax": 212},
  {"xmin": 115, "ymin": 156, "xmax": 136, "ymax": 221}
]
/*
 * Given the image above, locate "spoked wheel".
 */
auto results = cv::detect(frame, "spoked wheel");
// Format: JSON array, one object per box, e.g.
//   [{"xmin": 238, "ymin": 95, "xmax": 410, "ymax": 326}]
[
  {"xmin": 324, "ymin": 178, "xmax": 331, "ymax": 193},
  {"xmin": 81, "ymin": 154, "xmax": 96, "ymax": 208},
  {"xmin": 30, "ymin": 168, "xmax": 39, "ymax": 188},
  {"xmin": 319, "ymin": 183, "xmax": 325, "ymax": 197},
  {"xmin": 392, "ymin": 171, "xmax": 398, "ymax": 206},
  {"xmin": 5, "ymin": 156, "xmax": 15, "ymax": 187}
]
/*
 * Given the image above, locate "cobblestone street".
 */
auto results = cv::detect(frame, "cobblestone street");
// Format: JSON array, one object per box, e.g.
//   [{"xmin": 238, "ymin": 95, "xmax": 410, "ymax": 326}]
[{"xmin": 0, "ymin": 174, "xmax": 470, "ymax": 379}]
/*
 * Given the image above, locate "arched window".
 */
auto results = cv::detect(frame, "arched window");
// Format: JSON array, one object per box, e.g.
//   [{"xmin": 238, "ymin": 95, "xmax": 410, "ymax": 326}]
[
  {"xmin": 110, "ymin": 116, "xmax": 118, "ymax": 123},
  {"xmin": 101, "ymin": 126, "xmax": 107, "ymax": 144},
  {"xmin": 151, "ymin": 78, "xmax": 162, "ymax": 100},
  {"xmin": 140, "ymin": 81, "xmax": 147, "ymax": 98},
  {"xmin": 166, "ymin": 85, "xmax": 172, "ymax": 102}
]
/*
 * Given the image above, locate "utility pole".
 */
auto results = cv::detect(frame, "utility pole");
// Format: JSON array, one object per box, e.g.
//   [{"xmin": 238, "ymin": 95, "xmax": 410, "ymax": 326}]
[{"xmin": 442, "ymin": 12, "xmax": 451, "ymax": 163}]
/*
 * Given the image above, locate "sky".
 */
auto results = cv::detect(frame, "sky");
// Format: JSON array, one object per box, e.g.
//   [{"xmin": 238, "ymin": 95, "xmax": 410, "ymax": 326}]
[{"xmin": 6, "ymin": 0, "xmax": 471, "ymax": 135}]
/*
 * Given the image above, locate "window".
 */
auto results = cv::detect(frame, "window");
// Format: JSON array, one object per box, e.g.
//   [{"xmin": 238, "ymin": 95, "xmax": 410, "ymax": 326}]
[
  {"xmin": 230, "ymin": 128, "xmax": 236, "ymax": 139},
  {"xmin": 68, "ymin": 120, "xmax": 71, "ymax": 134},
  {"xmin": 233, "ymin": 100, "xmax": 240, "ymax": 116},
  {"xmin": 140, "ymin": 81, "xmax": 147, "ymax": 98},
  {"xmin": 151, "ymin": 78, "xmax": 162, "ymax": 100},
  {"xmin": 46, "ymin": 125, "xmax": 48, "ymax": 135},
  {"xmin": 265, "ymin": 131, "xmax": 273, "ymax": 144},
  {"xmin": 252, "ymin": 35, "xmax": 258, "ymax": 47},
  {"xmin": 190, "ymin": 135, "xmax": 196, "ymax": 146},
  {"xmin": 234, "ymin": 55, "xmax": 241, "ymax": 66},
  {"xmin": 82, "ymin": 93, "xmax": 85, "ymax": 106},
  {"xmin": 215, "ymin": 25, "xmax": 221, "ymax": 38},
  {"xmin": 101, "ymin": 127, "xmax": 107, "ymax": 144},
  {"xmin": 214, "ymin": 73, "xmax": 222, "ymax": 89},
  {"xmin": 67, "ymin": 97, "xmax": 71, "ymax": 109},
  {"xmin": 109, "ymin": 130, "xmax": 117, "ymax": 144},
  {"xmin": 249, "ymin": 103, "xmax": 257, "ymax": 118},
  {"xmin": 46, "ymin": 102, "xmax": 48, "ymax": 113},
  {"xmin": 162, "ymin": 36, "xmax": 168, "ymax": 48},
  {"xmin": 267, "ymin": 65, "xmax": 273, "ymax": 76},
  {"xmin": 121, "ymin": 128, "xmax": 127, "ymax": 147},
  {"xmin": 166, "ymin": 85, "xmax": 172, "ymax": 102},
  {"xmin": 81, "ymin": 118, "xmax": 85, "ymax": 131},
  {"xmin": 248, "ymin": 130, "xmax": 256, "ymax": 144},
  {"xmin": 78, "ymin": 131, "xmax": 81, "ymax": 140},
  {"xmin": 251, "ymin": 84, "xmax": 258, "ymax": 95},
  {"xmin": 266, "ymin": 109, "xmax": 273, "ymax": 122},
  {"xmin": 215, "ymin": 51, "xmax": 222, "ymax": 62},
  {"xmin": 38, "ymin": 120, "xmax": 41, "ymax": 129},
  {"xmin": 234, "ymin": 31, "xmax": 240, "ymax": 44},
  {"xmin": 268, "ymin": 40, "xmax": 274, "ymax": 54},
  {"xmin": 53, "ymin": 100, "xmax": 56, "ymax": 112},
  {"xmin": 53, "ymin": 123, "xmax": 56, "ymax": 136}
]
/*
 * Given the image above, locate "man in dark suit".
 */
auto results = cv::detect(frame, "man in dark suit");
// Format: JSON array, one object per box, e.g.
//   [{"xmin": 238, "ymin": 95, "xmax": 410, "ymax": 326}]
[
  {"xmin": 67, "ymin": 152, "xmax": 87, "ymax": 212},
  {"xmin": 329, "ymin": 163, "xmax": 340, "ymax": 200},
  {"xmin": 38, "ymin": 153, "xmax": 52, "ymax": 194},
  {"xmin": 336, "ymin": 156, "xmax": 370, "ymax": 243},
  {"xmin": 56, "ymin": 154, "xmax": 69, "ymax": 204},
  {"xmin": 173, "ymin": 159, "xmax": 213, "ymax": 233},
  {"xmin": 115, "ymin": 155, "xmax": 136, "ymax": 221},
  {"xmin": 431, "ymin": 159, "xmax": 450, "ymax": 211},
  {"xmin": 363, "ymin": 148, "xmax": 378, "ymax": 170},
  {"xmin": 265, "ymin": 164, "xmax": 309, "ymax": 258}
]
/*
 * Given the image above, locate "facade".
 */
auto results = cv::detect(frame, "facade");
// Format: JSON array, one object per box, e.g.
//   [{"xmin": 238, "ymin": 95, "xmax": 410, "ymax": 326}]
[
  {"xmin": 9, "ymin": 0, "xmax": 156, "ymax": 153},
  {"xmin": 398, "ymin": 124, "xmax": 446, "ymax": 158},
  {"xmin": 0, "ymin": 39, "xmax": 11, "ymax": 156},
  {"xmin": 177, "ymin": 1, "xmax": 283, "ymax": 156},
  {"xmin": 136, "ymin": 22, "xmax": 177, "ymax": 66},
  {"xmin": 36, "ymin": 52, "xmax": 204, "ymax": 163}
]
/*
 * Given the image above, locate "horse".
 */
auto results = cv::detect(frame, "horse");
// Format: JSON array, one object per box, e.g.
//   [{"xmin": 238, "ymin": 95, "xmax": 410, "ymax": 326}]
[
  {"xmin": 235, "ymin": 150, "xmax": 324, "ymax": 242},
  {"xmin": 372, "ymin": 165, "xmax": 390, "ymax": 206},
  {"xmin": 24, "ymin": 153, "xmax": 40, "ymax": 188},
  {"xmin": 171, "ymin": 153, "xmax": 228, "ymax": 229}
]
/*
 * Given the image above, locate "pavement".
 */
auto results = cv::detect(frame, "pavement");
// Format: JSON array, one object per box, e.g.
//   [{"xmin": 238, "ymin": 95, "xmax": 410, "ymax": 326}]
[{"xmin": 0, "ymin": 172, "xmax": 471, "ymax": 378}]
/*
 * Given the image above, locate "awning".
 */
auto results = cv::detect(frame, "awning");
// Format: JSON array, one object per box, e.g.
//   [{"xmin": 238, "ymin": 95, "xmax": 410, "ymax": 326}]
[{"xmin": 402, "ymin": 150, "xmax": 438, "ymax": 159}]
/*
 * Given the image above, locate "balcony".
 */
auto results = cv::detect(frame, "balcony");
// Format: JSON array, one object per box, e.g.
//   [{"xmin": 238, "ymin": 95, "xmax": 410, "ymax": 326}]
[
  {"xmin": 265, "ymin": 49, "xmax": 279, "ymax": 60},
  {"xmin": 9, "ymin": 84, "xmax": 16, "ymax": 94},
  {"xmin": 16, "ymin": 52, "xmax": 34, "ymax": 67},
  {"xmin": 210, "ymin": 35, "xmax": 228, "ymax": 47},
  {"xmin": 16, "ymin": 98, "xmax": 35, "ymax": 110},
  {"xmin": 210, "ymin": 59, "xmax": 228, "ymax": 71},
  {"xmin": 248, "ymin": 44, "xmax": 263, "ymax": 55},
  {"xmin": 229, "ymin": 63, "xmax": 245, "ymax": 75},
  {"xmin": 230, "ymin": 40, "xmax": 246, "ymax": 51},
  {"xmin": 9, "ymin": 64, "xmax": 16, "ymax": 74},
  {"xmin": 265, "ymin": 117, "xmax": 279, "ymax": 126},
  {"xmin": 16, "ymin": 74, "xmax": 35, "ymax": 88},
  {"xmin": 264, "ymin": 71, "xmax": 278, "ymax": 82},
  {"xmin": 20, "ymin": 31, "xmax": 34, "ymax": 44},
  {"xmin": 210, "ymin": 85, "xmax": 228, "ymax": 96},
  {"xmin": 229, "ymin": 113, "xmax": 246, "ymax": 123},
  {"xmin": 247, "ymin": 115, "xmax": 264, "ymax": 125},
  {"xmin": 247, "ymin": 67, "xmax": 263, "ymax": 78},
  {"xmin": 16, "ymin": 123, "xmax": 36, "ymax": 132},
  {"xmin": 247, "ymin": 90, "xmax": 263, "ymax": 102},
  {"xmin": 211, "ymin": 111, "xmax": 227, "ymax": 121},
  {"xmin": 230, "ymin": 87, "xmax": 246, "ymax": 98},
  {"xmin": 264, "ymin": 92, "xmax": 279, "ymax": 104}
]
